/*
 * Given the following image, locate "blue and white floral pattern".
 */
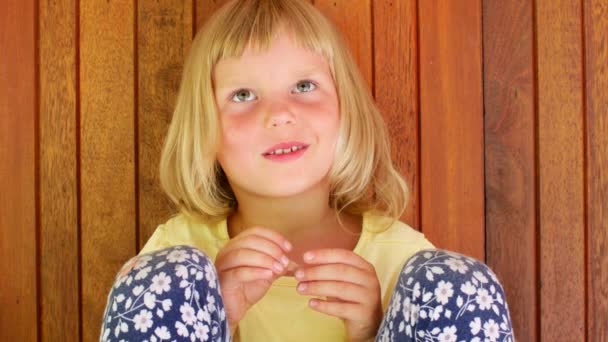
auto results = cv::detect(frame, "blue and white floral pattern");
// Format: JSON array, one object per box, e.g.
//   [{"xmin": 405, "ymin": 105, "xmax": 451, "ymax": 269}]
[
  {"xmin": 100, "ymin": 245, "xmax": 230, "ymax": 342},
  {"xmin": 376, "ymin": 249, "xmax": 515, "ymax": 342},
  {"xmin": 101, "ymin": 247, "xmax": 513, "ymax": 341}
]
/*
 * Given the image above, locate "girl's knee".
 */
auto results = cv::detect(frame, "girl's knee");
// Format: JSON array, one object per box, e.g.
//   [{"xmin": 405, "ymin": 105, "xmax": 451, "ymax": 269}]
[
  {"xmin": 101, "ymin": 245, "xmax": 228, "ymax": 341},
  {"xmin": 384, "ymin": 249, "xmax": 514, "ymax": 341}
]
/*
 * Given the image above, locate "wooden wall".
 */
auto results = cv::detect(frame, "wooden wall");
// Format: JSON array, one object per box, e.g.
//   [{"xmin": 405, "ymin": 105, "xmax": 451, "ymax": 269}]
[{"xmin": 0, "ymin": 0, "xmax": 605, "ymax": 341}]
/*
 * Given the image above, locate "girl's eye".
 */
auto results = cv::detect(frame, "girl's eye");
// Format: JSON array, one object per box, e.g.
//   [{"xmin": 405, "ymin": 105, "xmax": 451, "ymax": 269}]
[
  {"xmin": 231, "ymin": 89, "xmax": 257, "ymax": 102},
  {"xmin": 293, "ymin": 80, "xmax": 317, "ymax": 93}
]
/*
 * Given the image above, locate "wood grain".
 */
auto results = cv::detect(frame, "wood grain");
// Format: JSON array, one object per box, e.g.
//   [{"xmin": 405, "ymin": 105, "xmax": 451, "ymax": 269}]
[
  {"xmin": 315, "ymin": 0, "xmax": 373, "ymax": 88},
  {"xmin": 80, "ymin": 1, "xmax": 136, "ymax": 341},
  {"xmin": 195, "ymin": 0, "xmax": 230, "ymax": 32},
  {"xmin": 584, "ymin": 0, "xmax": 608, "ymax": 340},
  {"xmin": 483, "ymin": 1, "xmax": 537, "ymax": 341},
  {"xmin": 39, "ymin": 0, "xmax": 80, "ymax": 340},
  {"xmin": 373, "ymin": 0, "xmax": 419, "ymax": 229},
  {"xmin": 418, "ymin": 0, "xmax": 485, "ymax": 259},
  {"xmin": 138, "ymin": 1, "xmax": 193, "ymax": 251},
  {"xmin": 0, "ymin": 0, "xmax": 37, "ymax": 340},
  {"xmin": 536, "ymin": 0, "xmax": 586, "ymax": 340}
]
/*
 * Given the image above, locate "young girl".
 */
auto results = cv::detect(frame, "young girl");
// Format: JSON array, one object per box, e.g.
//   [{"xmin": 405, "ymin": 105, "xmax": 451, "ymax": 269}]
[{"xmin": 100, "ymin": 0, "xmax": 514, "ymax": 341}]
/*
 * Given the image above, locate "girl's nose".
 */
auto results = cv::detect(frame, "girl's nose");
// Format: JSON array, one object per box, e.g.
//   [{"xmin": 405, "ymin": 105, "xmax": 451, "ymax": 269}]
[{"xmin": 265, "ymin": 102, "xmax": 296, "ymax": 128}]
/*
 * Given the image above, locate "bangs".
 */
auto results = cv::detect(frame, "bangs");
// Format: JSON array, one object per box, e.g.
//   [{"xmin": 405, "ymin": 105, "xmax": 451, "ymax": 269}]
[{"xmin": 207, "ymin": 0, "xmax": 334, "ymax": 65}]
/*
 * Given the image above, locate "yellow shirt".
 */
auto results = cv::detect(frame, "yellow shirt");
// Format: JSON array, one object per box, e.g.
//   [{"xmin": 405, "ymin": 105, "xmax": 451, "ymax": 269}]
[{"xmin": 139, "ymin": 211, "xmax": 435, "ymax": 341}]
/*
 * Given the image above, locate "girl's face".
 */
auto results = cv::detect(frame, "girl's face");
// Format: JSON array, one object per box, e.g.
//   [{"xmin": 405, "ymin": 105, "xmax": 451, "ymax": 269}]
[{"xmin": 213, "ymin": 30, "xmax": 340, "ymax": 198}]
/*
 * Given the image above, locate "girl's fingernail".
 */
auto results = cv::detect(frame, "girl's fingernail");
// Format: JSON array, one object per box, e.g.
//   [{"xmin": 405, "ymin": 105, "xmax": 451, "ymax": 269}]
[
  {"xmin": 281, "ymin": 255, "xmax": 289, "ymax": 266},
  {"xmin": 283, "ymin": 241, "xmax": 292, "ymax": 251},
  {"xmin": 303, "ymin": 252, "xmax": 314, "ymax": 261},
  {"xmin": 273, "ymin": 262, "xmax": 284, "ymax": 272},
  {"xmin": 309, "ymin": 299, "xmax": 318, "ymax": 307},
  {"xmin": 297, "ymin": 283, "xmax": 307, "ymax": 292}
]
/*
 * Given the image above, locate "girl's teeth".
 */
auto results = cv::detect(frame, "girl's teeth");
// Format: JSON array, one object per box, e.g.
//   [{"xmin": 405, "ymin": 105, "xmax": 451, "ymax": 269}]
[{"xmin": 270, "ymin": 146, "xmax": 302, "ymax": 155}]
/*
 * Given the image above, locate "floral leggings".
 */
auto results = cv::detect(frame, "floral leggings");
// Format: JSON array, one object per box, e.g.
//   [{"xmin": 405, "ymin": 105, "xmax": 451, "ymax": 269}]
[{"xmin": 100, "ymin": 246, "xmax": 515, "ymax": 341}]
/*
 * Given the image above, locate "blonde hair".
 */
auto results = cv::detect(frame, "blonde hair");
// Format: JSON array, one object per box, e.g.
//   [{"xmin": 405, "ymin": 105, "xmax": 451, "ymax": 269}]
[{"xmin": 159, "ymin": 0, "xmax": 409, "ymax": 227}]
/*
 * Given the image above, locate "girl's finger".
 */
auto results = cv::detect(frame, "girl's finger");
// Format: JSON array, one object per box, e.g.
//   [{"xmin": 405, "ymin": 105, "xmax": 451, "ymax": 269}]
[
  {"xmin": 296, "ymin": 280, "xmax": 371, "ymax": 304},
  {"xmin": 295, "ymin": 263, "xmax": 372, "ymax": 289},
  {"xmin": 302, "ymin": 248, "xmax": 373, "ymax": 272},
  {"xmin": 219, "ymin": 266, "xmax": 274, "ymax": 288},
  {"xmin": 219, "ymin": 234, "xmax": 289, "ymax": 268},
  {"xmin": 217, "ymin": 248, "xmax": 287, "ymax": 275},
  {"xmin": 240, "ymin": 226, "xmax": 293, "ymax": 252},
  {"xmin": 307, "ymin": 298, "xmax": 365, "ymax": 321}
]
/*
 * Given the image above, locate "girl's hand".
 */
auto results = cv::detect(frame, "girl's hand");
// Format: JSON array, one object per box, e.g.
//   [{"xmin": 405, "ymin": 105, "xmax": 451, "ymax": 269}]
[
  {"xmin": 215, "ymin": 227, "xmax": 292, "ymax": 333},
  {"xmin": 294, "ymin": 249, "xmax": 383, "ymax": 342}
]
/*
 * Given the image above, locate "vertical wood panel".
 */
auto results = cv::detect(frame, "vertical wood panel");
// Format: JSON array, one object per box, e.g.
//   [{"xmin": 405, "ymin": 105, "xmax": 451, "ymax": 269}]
[
  {"xmin": 80, "ymin": 1, "xmax": 136, "ymax": 340},
  {"xmin": 315, "ymin": 0, "xmax": 373, "ymax": 89},
  {"xmin": 39, "ymin": 0, "xmax": 80, "ymax": 340},
  {"xmin": 374, "ymin": 0, "xmax": 420, "ymax": 229},
  {"xmin": 584, "ymin": 0, "xmax": 608, "ymax": 340},
  {"xmin": 418, "ymin": 1, "xmax": 485, "ymax": 259},
  {"xmin": 195, "ymin": 0, "xmax": 229, "ymax": 32},
  {"xmin": 138, "ymin": 1, "xmax": 193, "ymax": 250},
  {"xmin": 536, "ymin": 0, "xmax": 586, "ymax": 340},
  {"xmin": 483, "ymin": 1, "xmax": 537, "ymax": 341},
  {"xmin": 0, "ymin": 0, "xmax": 38, "ymax": 341}
]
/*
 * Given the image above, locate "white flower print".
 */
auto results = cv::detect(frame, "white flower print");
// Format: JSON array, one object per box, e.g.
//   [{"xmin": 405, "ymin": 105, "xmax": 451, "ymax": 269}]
[
  {"xmin": 389, "ymin": 291, "xmax": 402, "ymax": 318},
  {"xmin": 144, "ymin": 292, "xmax": 156, "ymax": 309},
  {"xmin": 483, "ymin": 319, "xmax": 500, "ymax": 341},
  {"xmin": 204, "ymin": 264, "xmax": 217, "ymax": 289},
  {"xmin": 180, "ymin": 302, "xmax": 197, "ymax": 325},
  {"xmin": 175, "ymin": 321, "xmax": 189, "ymax": 337},
  {"xmin": 167, "ymin": 249, "xmax": 190, "ymax": 263},
  {"xmin": 175, "ymin": 264, "xmax": 189, "ymax": 279},
  {"xmin": 194, "ymin": 321, "xmax": 210, "ymax": 341},
  {"xmin": 133, "ymin": 309, "xmax": 153, "ymax": 332},
  {"xmin": 435, "ymin": 280, "xmax": 454, "ymax": 305},
  {"xmin": 473, "ymin": 271, "xmax": 488, "ymax": 284},
  {"xmin": 444, "ymin": 257, "xmax": 468, "ymax": 274},
  {"xmin": 469, "ymin": 317, "xmax": 482, "ymax": 335},
  {"xmin": 437, "ymin": 325, "xmax": 457, "ymax": 342},
  {"xmin": 150, "ymin": 272, "xmax": 171, "ymax": 295},
  {"xmin": 475, "ymin": 288, "xmax": 493, "ymax": 310},
  {"xmin": 135, "ymin": 266, "xmax": 152, "ymax": 280},
  {"xmin": 460, "ymin": 281, "xmax": 477, "ymax": 295},
  {"xmin": 155, "ymin": 325, "xmax": 171, "ymax": 340}
]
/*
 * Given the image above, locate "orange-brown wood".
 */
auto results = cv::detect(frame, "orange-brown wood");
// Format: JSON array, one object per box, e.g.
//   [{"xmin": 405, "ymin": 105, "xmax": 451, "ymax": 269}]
[
  {"xmin": 584, "ymin": 0, "xmax": 608, "ymax": 339},
  {"xmin": 418, "ymin": 1, "xmax": 485, "ymax": 259},
  {"xmin": 483, "ymin": 1, "xmax": 538, "ymax": 341},
  {"xmin": 0, "ymin": 1, "xmax": 38, "ymax": 341},
  {"xmin": 373, "ymin": 0, "xmax": 420, "ymax": 229},
  {"xmin": 315, "ymin": 0, "xmax": 373, "ymax": 88},
  {"xmin": 536, "ymin": 0, "xmax": 586, "ymax": 340},
  {"xmin": 80, "ymin": 1, "xmax": 136, "ymax": 341},
  {"xmin": 137, "ymin": 1, "xmax": 193, "ymax": 251},
  {"xmin": 39, "ymin": 0, "xmax": 80, "ymax": 341},
  {"xmin": 195, "ymin": 0, "xmax": 230, "ymax": 32}
]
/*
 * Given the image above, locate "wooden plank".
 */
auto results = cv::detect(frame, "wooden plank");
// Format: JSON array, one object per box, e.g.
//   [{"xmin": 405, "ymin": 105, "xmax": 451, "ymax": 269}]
[
  {"xmin": 536, "ymin": 0, "xmax": 586, "ymax": 340},
  {"xmin": 373, "ymin": 0, "xmax": 419, "ymax": 228},
  {"xmin": 483, "ymin": 1, "xmax": 537, "ymax": 341},
  {"xmin": 418, "ymin": 1, "xmax": 484, "ymax": 259},
  {"xmin": 80, "ymin": 1, "xmax": 136, "ymax": 341},
  {"xmin": 315, "ymin": 0, "xmax": 373, "ymax": 88},
  {"xmin": 584, "ymin": 0, "xmax": 608, "ymax": 339},
  {"xmin": 0, "ymin": 1, "xmax": 38, "ymax": 340},
  {"xmin": 195, "ymin": 0, "xmax": 230, "ymax": 32},
  {"xmin": 39, "ymin": 0, "xmax": 80, "ymax": 340},
  {"xmin": 138, "ymin": 1, "xmax": 193, "ymax": 250}
]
